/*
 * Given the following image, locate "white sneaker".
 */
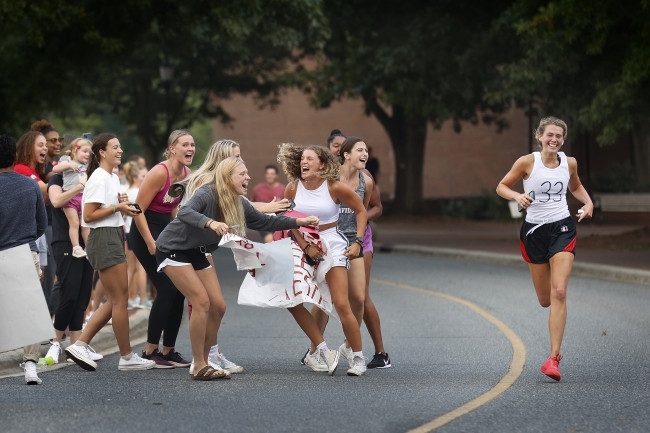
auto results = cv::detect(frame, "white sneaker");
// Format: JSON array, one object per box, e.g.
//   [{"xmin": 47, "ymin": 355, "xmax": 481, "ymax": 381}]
[
  {"xmin": 24, "ymin": 361, "xmax": 42, "ymax": 385},
  {"xmin": 72, "ymin": 246, "xmax": 87, "ymax": 258},
  {"xmin": 320, "ymin": 348, "xmax": 340, "ymax": 376},
  {"xmin": 347, "ymin": 355, "xmax": 367, "ymax": 376},
  {"xmin": 127, "ymin": 299, "xmax": 140, "ymax": 309},
  {"xmin": 189, "ymin": 359, "xmax": 231, "ymax": 377},
  {"xmin": 304, "ymin": 350, "xmax": 329, "ymax": 372},
  {"xmin": 339, "ymin": 342, "xmax": 355, "ymax": 368},
  {"xmin": 209, "ymin": 351, "xmax": 244, "ymax": 374},
  {"xmin": 118, "ymin": 353, "xmax": 155, "ymax": 371},
  {"xmin": 45, "ymin": 342, "xmax": 61, "ymax": 364},
  {"xmin": 65, "ymin": 344, "xmax": 97, "ymax": 371},
  {"xmin": 87, "ymin": 346, "xmax": 104, "ymax": 361}
]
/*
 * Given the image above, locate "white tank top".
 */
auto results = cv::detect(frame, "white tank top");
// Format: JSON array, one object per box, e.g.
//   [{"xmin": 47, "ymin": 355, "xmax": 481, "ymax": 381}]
[
  {"xmin": 293, "ymin": 180, "xmax": 339, "ymax": 224},
  {"xmin": 522, "ymin": 152, "xmax": 571, "ymax": 223}
]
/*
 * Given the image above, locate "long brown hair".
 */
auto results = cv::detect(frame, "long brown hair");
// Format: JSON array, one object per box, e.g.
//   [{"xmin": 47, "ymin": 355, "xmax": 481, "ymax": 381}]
[
  {"xmin": 87, "ymin": 133, "xmax": 117, "ymax": 179},
  {"xmin": 277, "ymin": 143, "xmax": 340, "ymax": 182},
  {"xmin": 15, "ymin": 131, "xmax": 45, "ymax": 175},
  {"xmin": 338, "ymin": 136, "xmax": 364, "ymax": 165}
]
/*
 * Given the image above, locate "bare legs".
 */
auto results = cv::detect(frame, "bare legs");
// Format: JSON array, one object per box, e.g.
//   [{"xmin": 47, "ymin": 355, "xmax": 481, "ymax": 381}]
[
  {"xmin": 77, "ymin": 262, "xmax": 132, "ymax": 356},
  {"xmin": 126, "ymin": 248, "xmax": 147, "ymax": 303},
  {"xmin": 162, "ymin": 265, "xmax": 226, "ymax": 372},
  {"xmin": 363, "ymin": 252, "xmax": 386, "ymax": 354},
  {"xmin": 528, "ymin": 252, "xmax": 573, "ymax": 356}
]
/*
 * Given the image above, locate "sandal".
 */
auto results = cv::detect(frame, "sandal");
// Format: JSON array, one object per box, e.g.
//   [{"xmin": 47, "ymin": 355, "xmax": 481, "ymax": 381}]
[{"xmin": 192, "ymin": 366, "xmax": 230, "ymax": 381}]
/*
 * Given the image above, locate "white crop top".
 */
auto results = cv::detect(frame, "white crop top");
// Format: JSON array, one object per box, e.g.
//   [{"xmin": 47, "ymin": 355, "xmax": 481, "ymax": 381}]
[
  {"xmin": 293, "ymin": 180, "xmax": 339, "ymax": 224},
  {"xmin": 522, "ymin": 151, "xmax": 571, "ymax": 223}
]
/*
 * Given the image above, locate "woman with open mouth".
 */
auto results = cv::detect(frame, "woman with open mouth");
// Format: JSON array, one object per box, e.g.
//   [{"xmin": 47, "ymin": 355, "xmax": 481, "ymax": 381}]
[
  {"xmin": 154, "ymin": 156, "xmax": 319, "ymax": 380},
  {"xmin": 65, "ymin": 134, "xmax": 152, "ymax": 372},
  {"xmin": 129, "ymin": 129, "xmax": 195, "ymax": 369},
  {"xmin": 325, "ymin": 130, "xmax": 390, "ymax": 370},
  {"xmin": 277, "ymin": 143, "xmax": 369, "ymax": 376}
]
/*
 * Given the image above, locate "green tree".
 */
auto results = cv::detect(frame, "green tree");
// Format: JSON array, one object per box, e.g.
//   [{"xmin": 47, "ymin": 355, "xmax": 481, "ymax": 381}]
[
  {"xmin": 298, "ymin": 0, "xmax": 514, "ymax": 213},
  {"xmin": 0, "ymin": 0, "xmax": 328, "ymax": 163},
  {"xmin": 489, "ymin": 0, "xmax": 650, "ymax": 185}
]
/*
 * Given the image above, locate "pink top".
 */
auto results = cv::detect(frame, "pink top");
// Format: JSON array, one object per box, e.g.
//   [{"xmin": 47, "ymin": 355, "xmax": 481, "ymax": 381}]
[{"xmin": 148, "ymin": 163, "xmax": 187, "ymax": 214}]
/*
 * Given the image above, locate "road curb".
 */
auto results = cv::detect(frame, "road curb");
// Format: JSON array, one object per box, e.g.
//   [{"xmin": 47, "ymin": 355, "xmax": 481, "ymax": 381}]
[
  {"xmin": 377, "ymin": 243, "xmax": 650, "ymax": 286},
  {"xmin": 0, "ymin": 308, "xmax": 150, "ymax": 377}
]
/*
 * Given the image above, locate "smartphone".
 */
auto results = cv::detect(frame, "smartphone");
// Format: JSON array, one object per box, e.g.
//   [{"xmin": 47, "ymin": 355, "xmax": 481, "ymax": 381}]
[
  {"xmin": 518, "ymin": 191, "xmax": 536, "ymax": 212},
  {"xmin": 131, "ymin": 203, "xmax": 142, "ymax": 214},
  {"xmin": 82, "ymin": 132, "xmax": 92, "ymax": 141}
]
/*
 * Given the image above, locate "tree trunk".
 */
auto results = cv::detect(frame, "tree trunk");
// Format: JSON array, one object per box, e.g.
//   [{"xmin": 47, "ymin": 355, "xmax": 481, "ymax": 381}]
[
  {"xmin": 365, "ymin": 99, "xmax": 428, "ymax": 214},
  {"xmin": 631, "ymin": 120, "xmax": 650, "ymax": 186}
]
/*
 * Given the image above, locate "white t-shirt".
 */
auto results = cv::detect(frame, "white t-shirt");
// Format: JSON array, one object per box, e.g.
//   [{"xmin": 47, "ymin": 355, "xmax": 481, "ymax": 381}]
[
  {"xmin": 120, "ymin": 185, "xmax": 139, "ymax": 233},
  {"xmin": 82, "ymin": 167, "xmax": 125, "ymax": 228}
]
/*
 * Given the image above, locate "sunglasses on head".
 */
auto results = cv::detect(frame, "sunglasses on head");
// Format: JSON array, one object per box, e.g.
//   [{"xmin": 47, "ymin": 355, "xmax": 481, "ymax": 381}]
[{"xmin": 46, "ymin": 137, "xmax": 63, "ymax": 144}]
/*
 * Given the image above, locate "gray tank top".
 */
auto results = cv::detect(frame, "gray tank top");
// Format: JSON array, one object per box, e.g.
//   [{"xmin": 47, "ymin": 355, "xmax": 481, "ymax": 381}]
[{"xmin": 338, "ymin": 171, "xmax": 366, "ymax": 243}]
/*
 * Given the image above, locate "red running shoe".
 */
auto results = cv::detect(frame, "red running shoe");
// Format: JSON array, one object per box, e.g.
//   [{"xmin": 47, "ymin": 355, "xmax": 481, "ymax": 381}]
[{"xmin": 540, "ymin": 354, "xmax": 562, "ymax": 381}]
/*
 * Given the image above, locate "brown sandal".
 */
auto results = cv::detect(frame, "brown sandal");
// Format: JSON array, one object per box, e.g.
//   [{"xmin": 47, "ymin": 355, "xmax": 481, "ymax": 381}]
[{"xmin": 192, "ymin": 366, "xmax": 231, "ymax": 381}]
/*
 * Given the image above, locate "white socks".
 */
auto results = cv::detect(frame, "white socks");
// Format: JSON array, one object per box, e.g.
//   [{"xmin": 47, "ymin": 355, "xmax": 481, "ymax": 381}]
[
  {"xmin": 353, "ymin": 351, "xmax": 363, "ymax": 358},
  {"xmin": 121, "ymin": 352, "xmax": 133, "ymax": 361},
  {"xmin": 316, "ymin": 342, "xmax": 328, "ymax": 351},
  {"xmin": 209, "ymin": 344, "xmax": 219, "ymax": 355}
]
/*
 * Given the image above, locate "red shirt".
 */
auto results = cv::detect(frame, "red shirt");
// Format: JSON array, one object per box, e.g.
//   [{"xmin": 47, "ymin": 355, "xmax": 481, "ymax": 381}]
[
  {"xmin": 252, "ymin": 182, "xmax": 286, "ymax": 203},
  {"xmin": 14, "ymin": 164, "xmax": 41, "ymax": 181}
]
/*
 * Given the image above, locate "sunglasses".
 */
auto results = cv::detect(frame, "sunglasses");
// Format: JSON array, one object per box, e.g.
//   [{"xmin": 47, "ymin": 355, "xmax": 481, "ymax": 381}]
[{"xmin": 46, "ymin": 137, "xmax": 63, "ymax": 144}]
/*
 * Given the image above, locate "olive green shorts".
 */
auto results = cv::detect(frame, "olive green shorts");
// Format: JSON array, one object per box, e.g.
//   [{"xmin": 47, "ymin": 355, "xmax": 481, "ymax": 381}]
[{"xmin": 86, "ymin": 226, "xmax": 126, "ymax": 270}]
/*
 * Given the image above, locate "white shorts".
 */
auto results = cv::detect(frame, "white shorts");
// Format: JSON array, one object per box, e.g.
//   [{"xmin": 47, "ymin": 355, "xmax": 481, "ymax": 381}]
[{"xmin": 321, "ymin": 227, "xmax": 350, "ymax": 269}]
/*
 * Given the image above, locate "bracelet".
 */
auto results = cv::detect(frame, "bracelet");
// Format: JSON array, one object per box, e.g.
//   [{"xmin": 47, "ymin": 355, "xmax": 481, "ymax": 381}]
[
  {"xmin": 302, "ymin": 244, "xmax": 312, "ymax": 254},
  {"xmin": 206, "ymin": 219, "xmax": 214, "ymax": 229},
  {"xmin": 111, "ymin": 204, "xmax": 117, "ymax": 214}
]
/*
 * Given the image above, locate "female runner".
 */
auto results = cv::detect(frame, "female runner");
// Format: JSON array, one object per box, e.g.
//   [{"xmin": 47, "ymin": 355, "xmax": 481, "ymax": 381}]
[
  {"xmin": 326, "ymin": 130, "xmax": 390, "ymax": 369},
  {"xmin": 277, "ymin": 143, "xmax": 369, "ymax": 376},
  {"xmin": 496, "ymin": 117, "xmax": 593, "ymax": 381},
  {"xmin": 155, "ymin": 157, "xmax": 319, "ymax": 380}
]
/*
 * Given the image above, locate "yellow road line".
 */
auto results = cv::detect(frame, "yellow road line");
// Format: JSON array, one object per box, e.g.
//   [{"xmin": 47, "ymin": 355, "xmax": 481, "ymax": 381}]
[{"xmin": 371, "ymin": 278, "xmax": 526, "ymax": 432}]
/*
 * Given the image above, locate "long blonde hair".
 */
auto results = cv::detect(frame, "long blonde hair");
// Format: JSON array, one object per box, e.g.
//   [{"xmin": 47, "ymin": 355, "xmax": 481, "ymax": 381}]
[
  {"xmin": 277, "ymin": 143, "xmax": 340, "ymax": 182},
  {"xmin": 122, "ymin": 161, "xmax": 141, "ymax": 188},
  {"xmin": 184, "ymin": 139, "xmax": 240, "ymax": 199},
  {"xmin": 213, "ymin": 157, "xmax": 247, "ymax": 237}
]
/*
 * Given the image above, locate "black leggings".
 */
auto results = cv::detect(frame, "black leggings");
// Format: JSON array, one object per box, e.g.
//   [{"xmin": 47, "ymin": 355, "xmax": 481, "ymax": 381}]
[
  {"xmin": 128, "ymin": 210, "xmax": 185, "ymax": 348},
  {"xmin": 52, "ymin": 242, "xmax": 93, "ymax": 332}
]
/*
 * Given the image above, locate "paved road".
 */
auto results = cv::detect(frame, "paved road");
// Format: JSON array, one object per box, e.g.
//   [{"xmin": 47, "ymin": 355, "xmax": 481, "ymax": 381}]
[{"xmin": 1, "ymin": 248, "xmax": 649, "ymax": 432}]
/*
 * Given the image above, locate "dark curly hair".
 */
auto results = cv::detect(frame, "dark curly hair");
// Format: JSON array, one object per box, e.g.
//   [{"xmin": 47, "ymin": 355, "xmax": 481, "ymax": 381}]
[
  {"xmin": 326, "ymin": 129, "xmax": 346, "ymax": 147},
  {"xmin": 30, "ymin": 119, "xmax": 57, "ymax": 135},
  {"xmin": 277, "ymin": 143, "xmax": 340, "ymax": 182},
  {"xmin": 0, "ymin": 135, "xmax": 17, "ymax": 169},
  {"xmin": 15, "ymin": 131, "xmax": 45, "ymax": 175}
]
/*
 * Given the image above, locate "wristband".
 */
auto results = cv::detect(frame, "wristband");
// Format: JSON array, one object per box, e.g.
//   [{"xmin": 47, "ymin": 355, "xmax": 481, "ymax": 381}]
[{"xmin": 111, "ymin": 204, "xmax": 117, "ymax": 214}]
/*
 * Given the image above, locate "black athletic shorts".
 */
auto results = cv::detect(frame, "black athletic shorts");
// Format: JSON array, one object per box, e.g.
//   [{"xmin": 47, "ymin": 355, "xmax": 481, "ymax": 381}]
[
  {"xmin": 519, "ymin": 216, "xmax": 576, "ymax": 264},
  {"xmin": 155, "ymin": 247, "xmax": 212, "ymax": 272}
]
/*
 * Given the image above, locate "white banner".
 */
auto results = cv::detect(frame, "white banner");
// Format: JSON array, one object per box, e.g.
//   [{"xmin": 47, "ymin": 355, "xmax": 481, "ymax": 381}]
[
  {"xmin": 0, "ymin": 244, "xmax": 55, "ymax": 352},
  {"xmin": 219, "ymin": 233, "xmax": 335, "ymax": 316}
]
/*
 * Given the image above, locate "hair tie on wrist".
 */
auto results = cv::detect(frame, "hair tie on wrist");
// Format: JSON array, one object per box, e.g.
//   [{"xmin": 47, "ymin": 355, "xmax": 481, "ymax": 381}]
[{"xmin": 111, "ymin": 204, "xmax": 117, "ymax": 214}]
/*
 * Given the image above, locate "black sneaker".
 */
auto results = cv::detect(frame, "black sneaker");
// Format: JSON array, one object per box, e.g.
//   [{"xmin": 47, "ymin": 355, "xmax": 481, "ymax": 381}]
[
  {"xmin": 163, "ymin": 350, "xmax": 191, "ymax": 368},
  {"xmin": 141, "ymin": 349, "xmax": 175, "ymax": 369},
  {"xmin": 367, "ymin": 352, "xmax": 391, "ymax": 369},
  {"xmin": 300, "ymin": 348, "xmax": 309, "ymax": 365}
]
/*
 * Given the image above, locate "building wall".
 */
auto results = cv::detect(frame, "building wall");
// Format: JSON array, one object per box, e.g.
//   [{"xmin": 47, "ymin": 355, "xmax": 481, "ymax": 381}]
[{"xmin": 212, "ymin": 89, "xmax": 533, "ymax": 199}]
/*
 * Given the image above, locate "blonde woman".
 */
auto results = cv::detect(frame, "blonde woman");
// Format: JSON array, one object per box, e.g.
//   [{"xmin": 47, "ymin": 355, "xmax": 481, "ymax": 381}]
[
  {"xmin": 177, "ymin": 139, "xmax": 289, "ymax": 373},
  {"xmin": 277, "ymin": 143, "xmax": 369, "ymax": 376},
  {"xmin": 155, "ymin": 157, "xmax": 318, "ymax": 380},
  {"xmin": 129, "ymin": 130, "xmax": 193, "ymax": 368},
  {"xmin": 497, "ymin": 117, "xmax": 593, "ymax": 381}
]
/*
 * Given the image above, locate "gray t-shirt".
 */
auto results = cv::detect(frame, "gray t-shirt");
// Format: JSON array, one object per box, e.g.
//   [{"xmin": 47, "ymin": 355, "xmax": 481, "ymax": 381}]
[
  {"xmin": 156, "ymin": 185, "xmax": 299, "ymax": 253},
  {"xmin": 58, "ymin": 155, "xmax": 87, "ymax": 191}
]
